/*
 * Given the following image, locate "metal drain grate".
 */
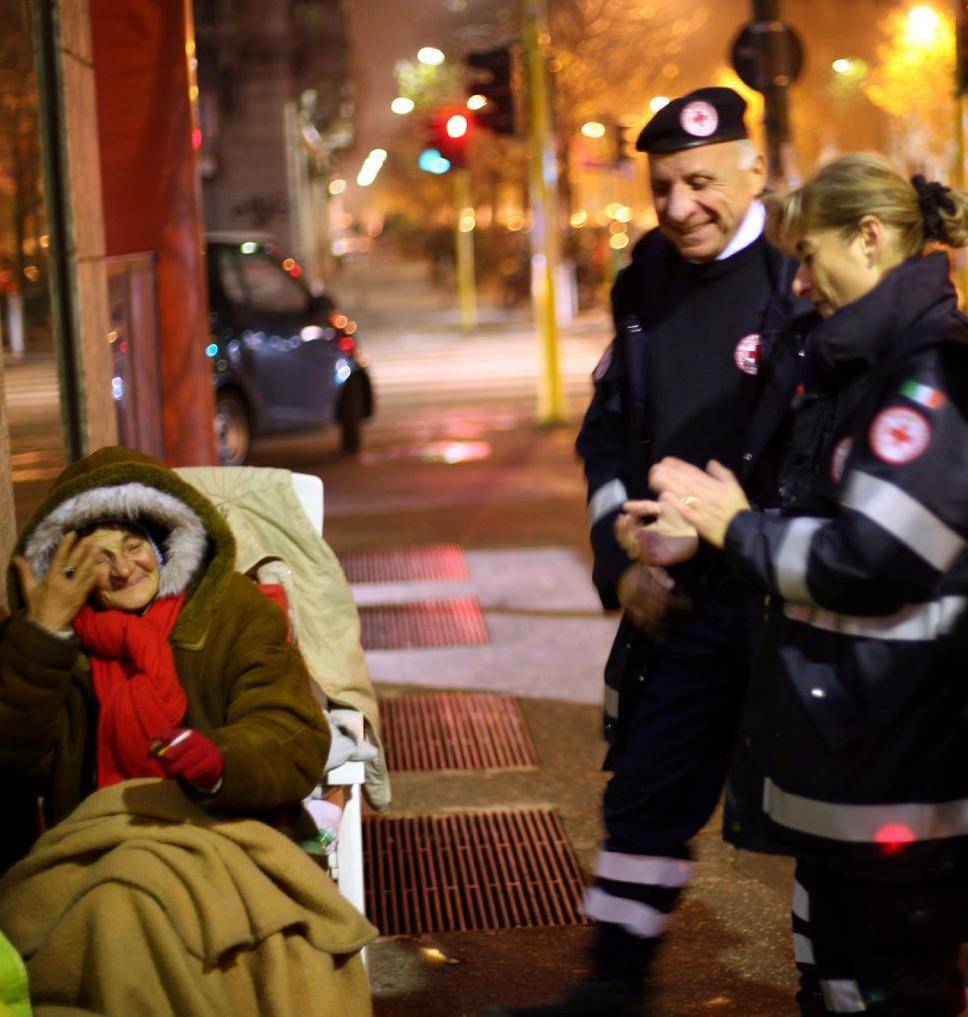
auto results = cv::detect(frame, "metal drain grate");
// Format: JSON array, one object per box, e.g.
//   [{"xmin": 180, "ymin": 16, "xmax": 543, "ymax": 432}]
[
  {"xmin": 363, "ymin": 808, "xmax": 589, "ymax": 935},
  {"xmin": 359, "ymin": 598, "xmax": 489, "ymax": 650},
  {"xmin": 340, "ymin": 545, "xmax": 469, "ymax": 584},
  {"xmin": 380, "ymin": 692, "xmax": 537, "ymax": 772}
]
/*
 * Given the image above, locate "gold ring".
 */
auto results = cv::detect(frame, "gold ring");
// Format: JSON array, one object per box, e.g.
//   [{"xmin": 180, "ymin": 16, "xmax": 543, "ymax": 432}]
[{"xmin": 679, "ymin": 496, "xmax": 699, "ymax": 507}]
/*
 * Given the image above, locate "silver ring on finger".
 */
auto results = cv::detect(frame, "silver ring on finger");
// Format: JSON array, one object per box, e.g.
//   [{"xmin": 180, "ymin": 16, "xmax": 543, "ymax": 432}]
[{"xmin": 63, "ymin": 566, "xmax": 77, "ymax": 578}]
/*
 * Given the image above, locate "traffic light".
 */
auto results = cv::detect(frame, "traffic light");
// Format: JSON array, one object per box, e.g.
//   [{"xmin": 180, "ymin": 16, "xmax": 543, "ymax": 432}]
[
  {"xmin": 466, "ymin": 47, "xmax": 515, "ymax": 135},
  {"xmin": 958, "ymin": 2, "xmax": 968, "ymax": 95},
  {"xmin": 420, "ymin": 111, "xmax": 472, "ymax": 173}
]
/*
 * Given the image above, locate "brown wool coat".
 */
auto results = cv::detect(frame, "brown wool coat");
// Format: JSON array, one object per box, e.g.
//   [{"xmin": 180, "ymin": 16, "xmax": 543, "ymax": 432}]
[{"xmin": 0, "ymin": 447, "xmax": 331, "ymax": 869}]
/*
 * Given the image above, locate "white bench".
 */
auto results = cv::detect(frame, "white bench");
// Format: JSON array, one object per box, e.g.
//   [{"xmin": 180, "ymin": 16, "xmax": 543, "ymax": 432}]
[{"xmin": 289, "ymin": 473, "xmax": 366, "ymax": 921}]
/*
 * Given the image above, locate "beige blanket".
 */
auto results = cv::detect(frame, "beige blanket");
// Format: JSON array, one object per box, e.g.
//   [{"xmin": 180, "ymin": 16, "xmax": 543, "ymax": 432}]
[
  {"xmin": 177, "ymin": 466, "xmax": 390, "ymax": 811},
  {"xmin": 0, "ymin": 780, "xmax": 377, "ymax": 1017}
]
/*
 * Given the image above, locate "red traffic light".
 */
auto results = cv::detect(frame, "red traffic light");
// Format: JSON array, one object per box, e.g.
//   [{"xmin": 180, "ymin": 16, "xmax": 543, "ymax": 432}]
[
  {"xmin": 427, "ymin": 110, "xmax": 473, "ymax": 168},
  {"xmin": 446, "ymin": 114, "xmax": 469, "ymax": 138}
]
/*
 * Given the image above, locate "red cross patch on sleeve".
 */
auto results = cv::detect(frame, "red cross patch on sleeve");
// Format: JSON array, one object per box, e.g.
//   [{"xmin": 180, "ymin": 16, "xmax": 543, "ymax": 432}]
[{"xmin": 868, "ymin": 406, "xmax": 932, "ymax": 465}]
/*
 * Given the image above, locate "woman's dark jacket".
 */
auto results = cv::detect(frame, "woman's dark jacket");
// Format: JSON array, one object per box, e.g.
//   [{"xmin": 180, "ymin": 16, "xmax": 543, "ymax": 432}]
[{"xmin": 723, "ymin": 253, "xmax": 968, "ymax": 879}]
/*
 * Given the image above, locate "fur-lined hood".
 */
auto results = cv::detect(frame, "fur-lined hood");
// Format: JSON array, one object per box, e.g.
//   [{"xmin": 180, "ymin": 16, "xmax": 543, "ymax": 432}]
[{"xmin": 8, "ymin": 447, "xmax": 236, "ymax": 648}]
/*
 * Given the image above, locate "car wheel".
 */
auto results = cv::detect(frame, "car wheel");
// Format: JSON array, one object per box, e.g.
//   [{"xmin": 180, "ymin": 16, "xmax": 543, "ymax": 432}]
[
  {"xmin": 339, "ymin": 376, "xmax": 365, "ymax": 454},
  {"xmin": 215, "ymin": 390, "xmax": 251, "ymax": 466}
]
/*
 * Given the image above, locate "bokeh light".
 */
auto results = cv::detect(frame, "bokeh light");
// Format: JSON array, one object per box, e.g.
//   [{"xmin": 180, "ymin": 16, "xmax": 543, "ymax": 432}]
[{"xmin": 417, "ymin": 46, "xmax": 445, "ymax": 66}]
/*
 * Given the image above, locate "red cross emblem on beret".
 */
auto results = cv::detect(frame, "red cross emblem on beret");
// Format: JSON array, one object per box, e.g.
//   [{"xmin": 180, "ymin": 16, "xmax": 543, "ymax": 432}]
[{"xmin": 680, "ymin": 101, "xmax": 718, "ymax": 138}]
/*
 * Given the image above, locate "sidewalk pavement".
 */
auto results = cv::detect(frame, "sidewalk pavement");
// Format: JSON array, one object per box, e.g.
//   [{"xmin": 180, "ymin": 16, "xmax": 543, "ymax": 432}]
[{"xmin": 357, "ymin": 545, "xmax": 799, "ymax": 1017}]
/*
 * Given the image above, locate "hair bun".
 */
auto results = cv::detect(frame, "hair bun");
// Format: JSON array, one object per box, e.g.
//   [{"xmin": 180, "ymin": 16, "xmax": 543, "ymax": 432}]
[{"xmin": 911, "ymin": 174, "xmax": 956, "ymax": 242}]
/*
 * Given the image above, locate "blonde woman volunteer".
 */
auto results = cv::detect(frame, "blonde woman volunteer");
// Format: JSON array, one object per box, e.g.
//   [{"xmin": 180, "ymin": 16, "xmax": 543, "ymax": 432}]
[{"xmin": 641, "ymin": 155, "xmax": 968, "ymax": 1016}]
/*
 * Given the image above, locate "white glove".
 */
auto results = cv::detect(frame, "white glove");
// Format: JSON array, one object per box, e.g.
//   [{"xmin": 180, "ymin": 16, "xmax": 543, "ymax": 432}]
[{"xmin": 325, "ymin": 708, "xmax": 378, "ymax": 771}]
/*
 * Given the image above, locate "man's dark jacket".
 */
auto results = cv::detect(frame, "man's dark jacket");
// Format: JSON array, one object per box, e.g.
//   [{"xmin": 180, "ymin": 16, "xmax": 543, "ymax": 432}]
[{"xmin": 575, "ymin": 224, "xmax": 808, "ymax": 744}]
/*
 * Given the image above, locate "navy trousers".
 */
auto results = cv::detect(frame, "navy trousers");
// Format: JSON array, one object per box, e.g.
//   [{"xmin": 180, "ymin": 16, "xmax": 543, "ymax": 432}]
[
  {"xmin": 584, "ymin": 591, "xmax": 752, "ymax": 981},
  {"xmin": 604, "ymin": 591, "xmax": 752, "ymax": 854}
]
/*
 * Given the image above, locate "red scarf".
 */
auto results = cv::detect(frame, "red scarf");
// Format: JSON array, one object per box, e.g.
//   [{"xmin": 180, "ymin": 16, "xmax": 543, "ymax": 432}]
[{"xmin": 73, "ymin": 594, "xmax": 187, "ymax": 788}]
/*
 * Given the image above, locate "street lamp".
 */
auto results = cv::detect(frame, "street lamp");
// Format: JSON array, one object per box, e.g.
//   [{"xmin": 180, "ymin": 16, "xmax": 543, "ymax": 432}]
[
  {"xmin": 580, "ymin": 121, "xmax": 606, "ymax": 138},
  {"xmin": 907, "ymin": 5, "xmax": 941, "ymax": 45},
  {"xmin": 417, "ymin": 46, "xmax": 445, "ymax": 66},
  {"xmin": 391, "ymin": 97, "xmax": 415, "ymax": 114},
  {"xmin": 467, "ymin": 94, "xmax": 487, "ymax": 111}
]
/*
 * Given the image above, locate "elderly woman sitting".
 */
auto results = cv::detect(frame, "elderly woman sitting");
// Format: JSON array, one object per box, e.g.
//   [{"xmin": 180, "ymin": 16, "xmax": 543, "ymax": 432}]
[{"xmin": 0, "ymin": 446, "xmax": 375, "ymax": 1016}]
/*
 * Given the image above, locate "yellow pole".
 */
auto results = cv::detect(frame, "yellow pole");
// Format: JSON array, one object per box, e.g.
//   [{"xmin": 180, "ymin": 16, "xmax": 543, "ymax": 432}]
[
  {"xmin": 453, "ymin": 168, "xmax": 478, "ymax": 332},
  {"xmin": 955, "ymin": 94, "xmax": 968, "ymax": 307},
  {"xmin": 956, "ymin": 2, "xmax": 968, "ymax": 306},
  {"xmin": 524, "ymin": 0, "xmax": 566, "ymax": 423}
]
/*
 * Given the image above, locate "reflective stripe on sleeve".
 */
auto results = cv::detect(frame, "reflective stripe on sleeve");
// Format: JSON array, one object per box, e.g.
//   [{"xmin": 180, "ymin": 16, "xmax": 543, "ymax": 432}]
[
  {"xmin": 762, "ymin": 777, "xmax": 968, "ymax": 843},
  {"xmin": 589, "ymin": 479, "xmax": 628, "ymax": 528},
  {"xmin": 774, "ymin": 518, "xmax": 825, "ymax": 604},
  {"xmin": 843, "ymin": 471, "xmax": 965, "ymax": 571},
  {"xmin": 604, "ymin": 685, "xmax": 620, "ymax": 719},
  {"xmin": 821, "ymin": 980, "xmax": 868, "ymax": 1013},
  {"xmin": 784, "ymin": 595, "xmax": 966, "ymax": 641},
  {"xmin": 595, "ymin": 851, "xmax": 695, "ymax": 888},
  {"xmin": 581, "ymin": 886, "xmax": 669, "ymax": 938}
]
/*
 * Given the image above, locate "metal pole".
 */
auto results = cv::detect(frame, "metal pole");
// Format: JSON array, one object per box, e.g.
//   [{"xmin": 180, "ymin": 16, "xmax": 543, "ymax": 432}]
[
  {"xmin": 524, "ymin": 0, "xmax": 566, "ymax": 424},
  {"xmin": 453, "ymin": 167, "xmax": 478, "ymax": 332},
  {"xmin": 955, "ymin": 1, "xmax": 968, "ymax": 306},
  {"xmin": 752, "ymin": 0, "xmax": 794, "ymax": 188}
]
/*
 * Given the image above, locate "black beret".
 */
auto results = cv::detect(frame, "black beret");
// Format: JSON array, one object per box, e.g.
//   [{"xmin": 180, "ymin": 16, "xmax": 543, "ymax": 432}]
[{"xmin": 636, "ymin": 87, "xmax": 749, "ymax": 154}]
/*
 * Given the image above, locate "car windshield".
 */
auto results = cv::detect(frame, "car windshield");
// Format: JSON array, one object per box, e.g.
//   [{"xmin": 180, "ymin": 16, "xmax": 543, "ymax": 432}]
[{"xmin": 219, "ymin": 248, "xmax": 309, "ymax": 314}]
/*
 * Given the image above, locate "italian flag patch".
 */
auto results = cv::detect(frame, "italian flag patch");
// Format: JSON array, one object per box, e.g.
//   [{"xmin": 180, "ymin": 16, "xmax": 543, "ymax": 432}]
[{"xmin": 899, "ymin": 379, "xmax": 946, "ymax": 410}]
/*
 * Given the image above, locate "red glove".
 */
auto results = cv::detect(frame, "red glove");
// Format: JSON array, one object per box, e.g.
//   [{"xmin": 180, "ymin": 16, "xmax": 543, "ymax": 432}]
[{"xmin": 150, "ymin": 727, "xmax": 224, "ymax": 793}]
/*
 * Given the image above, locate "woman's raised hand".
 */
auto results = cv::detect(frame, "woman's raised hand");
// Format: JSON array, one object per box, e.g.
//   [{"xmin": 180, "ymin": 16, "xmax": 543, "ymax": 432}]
[
  {"xmin": 648, "ymin": 458, "xmax": 751, "ymax": 550},
  {"xmin": 12, "ymin": 532, "xmax": 100, "ymax": 633},
  {"xmin": 616, "ymin": 498, "xmax": 699, "ymax": 567}
]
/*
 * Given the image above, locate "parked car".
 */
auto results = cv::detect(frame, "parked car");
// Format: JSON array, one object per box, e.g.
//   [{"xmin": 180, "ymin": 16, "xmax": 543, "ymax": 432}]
[{"xmin": 205, "ymin": 232, "xmax": 374, "ymax": 465}]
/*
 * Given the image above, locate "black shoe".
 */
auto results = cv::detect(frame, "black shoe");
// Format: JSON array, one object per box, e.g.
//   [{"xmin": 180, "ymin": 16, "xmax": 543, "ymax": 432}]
[
  {"xmin": 482, "ymin": 977, "xmax": 652, "ymax": 1017},
  {"xmin": 797, "ymin": 992, "xmax": 827, "ymax": 1016}
]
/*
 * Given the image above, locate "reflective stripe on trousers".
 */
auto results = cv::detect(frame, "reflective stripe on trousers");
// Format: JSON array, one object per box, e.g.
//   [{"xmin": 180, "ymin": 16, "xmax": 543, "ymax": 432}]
[
  {"xmin": 821, "ymin": 980, "xmax": 868, "ymax": 1012},
  {"xmin": 582, "ymin": 850, "xmax": 696, "ymax": 940}
]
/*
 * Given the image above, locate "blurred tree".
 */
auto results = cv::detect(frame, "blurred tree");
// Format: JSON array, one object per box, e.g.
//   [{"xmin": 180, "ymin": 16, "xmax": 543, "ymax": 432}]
[
  {"xmin": 549, "ymin": 1, "xmax": 711, "ymax": 137},
  {"xmin": 863, "ymin": 5, "xmax": 955, "ymax": 176}
]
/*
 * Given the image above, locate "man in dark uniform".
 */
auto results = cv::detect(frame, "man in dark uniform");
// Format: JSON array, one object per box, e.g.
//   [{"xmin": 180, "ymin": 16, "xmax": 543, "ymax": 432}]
[{"xmin": 490, "ymin": 88, "xmax": 807, "ymax": 1016}]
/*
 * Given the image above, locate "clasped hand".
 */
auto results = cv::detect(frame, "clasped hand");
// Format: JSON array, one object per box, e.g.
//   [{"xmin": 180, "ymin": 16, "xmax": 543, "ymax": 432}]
[
  {"xmin": 646, "ymin": 457, "xmax": 751, "ymax": 550},
  {"xmin": 613, "ymin": 481, "xmax": 699, "ymax": 636}
]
